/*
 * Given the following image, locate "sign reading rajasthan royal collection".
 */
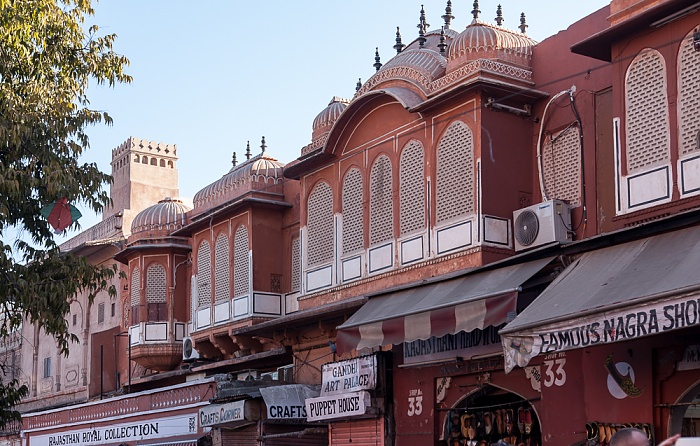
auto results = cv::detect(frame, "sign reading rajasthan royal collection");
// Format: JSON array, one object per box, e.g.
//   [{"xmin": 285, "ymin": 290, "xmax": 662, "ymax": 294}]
[
  {"xmin": 403, "ymin": 325, "xmax": 504, "ymax": 365},
  {"xmin": 321, "ymin": 355, "xmax": 376, "ymax": 395},
  {"xmin": 30, "ymin": 414, "xmax": 197, "ymax": 446}
]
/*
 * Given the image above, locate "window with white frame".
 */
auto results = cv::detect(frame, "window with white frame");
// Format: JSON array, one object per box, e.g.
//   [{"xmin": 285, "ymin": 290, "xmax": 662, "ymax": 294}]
[
  {"xmin": 233, "ymin": 225, "xmax": 250, "ymax": 297},
  {"xmin": 306, "ymin": 182, "xmax": 334, "ymax": 267},
  {"xmin": 197, "ymin": 241, "xmax": 211, "ymax": 308},
  {"xmin": 369, "ymin": 155, "xmax": 394, "ymax": 245},
  {"xmin": 342, "ymin": 168, "xmax": 364, "ymax": 254},
  {"xmin": 214, "ymin": 233, "xmax": 230, "ymax": 302},
  {"xmin": 400, "ymin": 140, "xmax": 425, "ymax": 235},
  {"xmin": 436, "ymin": 121, "xmax": 474, "ymax": 224}
]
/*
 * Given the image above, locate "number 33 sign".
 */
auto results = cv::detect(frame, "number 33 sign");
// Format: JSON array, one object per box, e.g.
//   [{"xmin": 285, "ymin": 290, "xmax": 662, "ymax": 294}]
[{"xmin": 407, "ymin": 389, "xmax": 424, "ymax": 416}]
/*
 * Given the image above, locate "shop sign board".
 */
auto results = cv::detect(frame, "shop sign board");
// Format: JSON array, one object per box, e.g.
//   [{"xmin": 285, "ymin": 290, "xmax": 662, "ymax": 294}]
[
  {"xmin": 678, "ymin": 344, "xmax": 700, "ymax": 371},
  {"xmin": 30, "ymin": 413, "xmax": 198, "ymax": 446},
  {"xmin": 305, "ymin": 391, "xmax": 371, "ymax": 422},
  {"xmin": 199, "ymin": 400, "xmax": 247, "ymax": 427},
  {"xmin": 403, "ymin": 326, "xmax": 503, "ymax": 365},
  {"xmin": 321, "ymin": 355, "xmax": 376, "ymax": 395},
  {"xmin": 503, "ymin": 294, "xmax": 700, "ymax": 372},
  {"xmin": 260, "ymin": 384, "xmax": 320, "ymax": 420}
]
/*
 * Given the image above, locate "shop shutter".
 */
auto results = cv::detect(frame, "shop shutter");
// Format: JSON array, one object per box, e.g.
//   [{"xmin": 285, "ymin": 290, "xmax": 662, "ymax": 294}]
[
  {"xmin": 221, "ymin": 424, "xmax": 258, "ymax": 445},
  {"xmin": 330, "ymin": 418, "xmax": 384, "ymax": 446},
  {"xmin": 263, "ymin": 423, "xmax": 328, "ymax": 446}
]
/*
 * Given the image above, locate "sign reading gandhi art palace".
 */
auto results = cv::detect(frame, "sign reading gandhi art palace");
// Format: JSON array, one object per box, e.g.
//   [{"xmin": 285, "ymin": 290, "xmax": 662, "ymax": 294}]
[
  {"xmin": 320, "ymin": 355, "xmax": 376, "ymax": 395},
  {"xmin": 31, "ymin": 414, "xmax": 197, "ymax": 446}
]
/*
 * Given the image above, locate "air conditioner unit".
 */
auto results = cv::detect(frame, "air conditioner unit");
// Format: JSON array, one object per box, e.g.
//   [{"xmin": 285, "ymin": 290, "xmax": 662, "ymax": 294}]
[
  {"xmin": 513, "ymin": 200, "xmax": 572, "ymax": 252},
  {"xmin": 182, "ymin": 337, "xmax": 200, "ymax": 362}
]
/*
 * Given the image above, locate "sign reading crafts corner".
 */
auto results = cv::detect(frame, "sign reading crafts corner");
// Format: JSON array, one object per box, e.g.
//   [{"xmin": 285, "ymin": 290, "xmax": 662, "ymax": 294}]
[
  {"xmin": 30, "ymin": 414, "xmax": 197, "ymax": 446},
  {"xmin": 503, "ymin": 295, "xmax": 700, "ymax": 372},
  {"xmin": 199, "ymin": 400, "xmax": 246, "ymax": 427},
  {"xmin": 305, "ymin": 391, "xmax": 371, "ymax": 422},
  {"xmin": 321, "ymin": 355, "xmax": 376, "ymax": 395}
]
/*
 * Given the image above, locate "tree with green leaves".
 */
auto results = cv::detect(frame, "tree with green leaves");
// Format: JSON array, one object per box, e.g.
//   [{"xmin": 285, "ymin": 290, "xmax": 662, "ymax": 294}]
[{"xmin": 0, "ymin": 0, "xmax": 131, "ymax": 427}]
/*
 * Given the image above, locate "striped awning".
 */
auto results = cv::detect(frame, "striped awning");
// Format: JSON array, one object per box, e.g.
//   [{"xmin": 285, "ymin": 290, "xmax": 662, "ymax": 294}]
[{"xmin": 335, "ymin": 257, "xmax": 552, "ymax": 355}]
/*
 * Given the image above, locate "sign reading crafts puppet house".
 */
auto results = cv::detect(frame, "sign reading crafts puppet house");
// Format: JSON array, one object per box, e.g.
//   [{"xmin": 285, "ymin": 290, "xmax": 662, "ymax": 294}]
[{"xmin": 304, "ymin": 355, "xmax": 377, "ymax": 421}]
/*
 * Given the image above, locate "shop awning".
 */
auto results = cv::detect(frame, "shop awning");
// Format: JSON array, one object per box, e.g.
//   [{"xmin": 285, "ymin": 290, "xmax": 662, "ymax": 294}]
[
  {"xmin": 335, "ymin": 257, "xmax": 553, "ymax": 355},
  {"xmin": 500, "ymin": 225, "xmax": 700, "ymax": 373}
]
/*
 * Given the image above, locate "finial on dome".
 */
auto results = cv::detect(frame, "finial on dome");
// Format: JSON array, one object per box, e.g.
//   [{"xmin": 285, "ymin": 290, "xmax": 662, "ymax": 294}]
[
  {"xmin": 438, "ymin": 27, "xmax": 447, "ymax": 55},
  {"xmin": 260, "ymin": 136, "xmax": 267, "ymax": 153},
  {"xmin": 374, "ymin": 47, "xmax": 382, "ymax": 71},
  {"xmin": 519, "ymin": 12, "xmax": 528, "ymax": 34},
  {"xmin": 394, "ymin": 27, "xmax": 405, "ymax": 54},
  {"xmin": 232, "ymin": 151, "xmax": 237, "ymax": 167},
  {"xmin": 417, "ymin": 5, "xmax": 428, "ymax": 48},
  {"xmin": 442, "ymin": 0, "xmax": 454, "ymax": 29},
  {"xmin": 356, "ymin": 78, "xmax": 362, "ymax": 92},
  {"xmin": 471, "ymin": 1, "xmax": 480, "ymax": 22},
  {"xmin": 245, "ymin": 141, "xmax": 251, "ymax": 160},
  {"xmin": 495, "ymin": 4, "xmax": 503, "ymax": 26}
]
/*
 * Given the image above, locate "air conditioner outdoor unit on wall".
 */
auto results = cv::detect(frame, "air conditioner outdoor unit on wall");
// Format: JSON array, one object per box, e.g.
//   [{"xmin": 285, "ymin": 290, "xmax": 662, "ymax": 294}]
[
  {"xmin": 182, "ymin": 337, "xmax": 200, "ymax": 362},
  {"xmin": 513, "ymin": 199, "xmax": 572, "ymax": 252}
]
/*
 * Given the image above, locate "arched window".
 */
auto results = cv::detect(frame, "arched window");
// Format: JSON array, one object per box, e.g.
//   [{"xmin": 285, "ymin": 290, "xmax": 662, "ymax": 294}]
[
  {"xmin": 307, "ymin": 182, "xmax": 334, "ymax": 267},
  {"xmin": 399, "ymin": 140, "xmax": 425, "ymax": 235},
  {"xmin": 342, "ymin": 168, "xmax": 364, "ymax": 255},
  {"xmin": 197, "ymin": 241, "xmax": 211, "ymax": 308},
  {"xmin": 233, "ymin": 226, "xmax": 249, "ymax": 297},
  {"xmin": 625, "ymin": 48, "xmax": 669, "ymax": 173},
  {"xmin": 160, "ymin": 159, "xmax": 166, "ymax": 167},
  {"xmin": 133, "ymin": 155, "xmax": 140, "ymax": 163},
  {"xmin": 436, "ymin": 121, "xmax": 474, "ymax": 224},
  {"xmin": 369, "ymin": 155, "xmax": 394, "ymax": 245},
  {"xmin": 678, "ymin": 29, "xmax": 700, "ymax": 157},
  {"xmin": 130, "ymin": 267, "xmax": 140, "ymax": 325},
  {"xmin": 168, "ymin": 160, "xmax": 174, "ymax": 168},
  {"xmin": 142, "ymin": 156, "xmax": 148, "ymax": 164},
  {"xmin": 146, "ymin": 263, "xmax": 167, "ymax": 321},
  {"xmin": 150, "ymin": 158, "xmax": 157, "ymax": 166},
  {"xmin": 214, "ymin": 233, "xmax": 230, "ymax": 302}
]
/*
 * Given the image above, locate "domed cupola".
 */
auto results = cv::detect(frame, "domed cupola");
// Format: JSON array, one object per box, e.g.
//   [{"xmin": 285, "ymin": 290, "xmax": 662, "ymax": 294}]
[
  {"xmin": 193, "ymin": 138, "xmax": 286, "ymax": 210},
  {"xmin": 131, "ymin": 197, "xmax": 191, "ymax": 235},
  {"xmin": 312, "ymin": 96, "xmax": 349, "ymax": 140},
  {"xmin": 446, "ymin": 2, "xmax": 536, "ymax": 74}
]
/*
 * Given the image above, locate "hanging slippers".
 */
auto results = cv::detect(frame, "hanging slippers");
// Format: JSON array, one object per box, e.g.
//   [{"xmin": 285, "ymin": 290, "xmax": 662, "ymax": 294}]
[
  {"xmin": 496, "ymin": 409, "xmax": 505, "ymax": 435},
  {"xmin": 483, "ymin": 411, "xmax": 494, "ymax": 435},
  {"xmin": 523, "ymin": 408, "xmax": 533, "ymax": 434},
  {"xmin": 505, "ymin": 408, "xmax": 515, "ymax": 435}
]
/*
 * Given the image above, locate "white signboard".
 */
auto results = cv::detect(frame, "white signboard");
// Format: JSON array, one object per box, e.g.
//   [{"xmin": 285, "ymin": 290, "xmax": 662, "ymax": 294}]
[
  {"xmin": 503, "ymin": 294, "xmax": 700, "ymax": 373},
  {"xmin": 199, "ymin": 400, "xmax": 246, "ymax": 427},
  {"xmin": 260, "ymin": 384, "xmax": 320, "ymax": 420},
  {"xmin": 30, "ymin": 414, "xmax": 197, "ymax": 446},
  {"xmin": 305, "ymin": 391, "xmax": 370, "ymax": 422},
  {"xmin": 321, "ymin": 355, "xmax": 376, "ymax": 395}
]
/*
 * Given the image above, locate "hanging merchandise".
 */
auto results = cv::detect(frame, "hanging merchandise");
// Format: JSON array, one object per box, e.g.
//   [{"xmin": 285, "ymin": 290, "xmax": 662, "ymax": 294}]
[
  {"xmin": 40, "ymin": 197, "xmax": 82, "ymax": 233},
  {"xmin": 445, "ymin": 404, "xmax": 541, "ymax": 446}
]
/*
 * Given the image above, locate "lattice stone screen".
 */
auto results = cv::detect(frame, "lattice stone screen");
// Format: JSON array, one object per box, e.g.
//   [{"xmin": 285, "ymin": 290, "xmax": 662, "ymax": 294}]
[
  {"xmin": 436, "ymin": 121, "xmax": 474, "ymax": 224},
  {"xmin": 625, "ymin": 49, "xmax": 670, "ymax": 173},
  {"xmin": 291, "ymin": 237, "xmax": 301, "ymax": 292},
  {"xmin": 234, "ymin": 226, "xmax": 250, "ymax": 297},
  {"xmin": 214, "ymin": 233, "xmax": 230, "ymax": 302},
  {"xmin": 370, "ymin": 155, "xmax": 394, "ymax": 245},
  {"xmin": 543, "ymin": 125, "xmax": 581, "ymax": 206},
  {"xmin": 342, "ymin": 168, "xmax": 364, "ymax": 254},
  {"xmin": 130, "ymin": 268, "xmax": 140, "ymax": 307},
  {"xmin": 307, "ymin": 182, "xmax": 334, "ymax": 266},
  {"xmin": 400, "ymin": 140, "xmax": 425, "ymax": 235},
  {"xmin": 678, "ymin": 30, "xmax": 700, "ymax": 156},
  {"xmin": 197, "ymin": 241, "xmax": 211, "ymax": 307},
  {"xmin": 146, "ymin": 264, "xmax": 166, "ymax": 303}
]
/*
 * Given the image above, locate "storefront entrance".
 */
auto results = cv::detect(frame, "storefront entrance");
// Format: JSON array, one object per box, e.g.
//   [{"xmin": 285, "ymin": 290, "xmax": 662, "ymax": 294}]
[{"xmin": 444, "ymin": 385, "xmax": 540, "ymax": 446}]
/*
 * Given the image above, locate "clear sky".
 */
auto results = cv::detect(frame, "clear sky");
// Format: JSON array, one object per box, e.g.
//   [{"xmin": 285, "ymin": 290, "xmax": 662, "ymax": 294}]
[{"xmin": 57, "ymin": 0, "xmax": 610, "ymax": 240}]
